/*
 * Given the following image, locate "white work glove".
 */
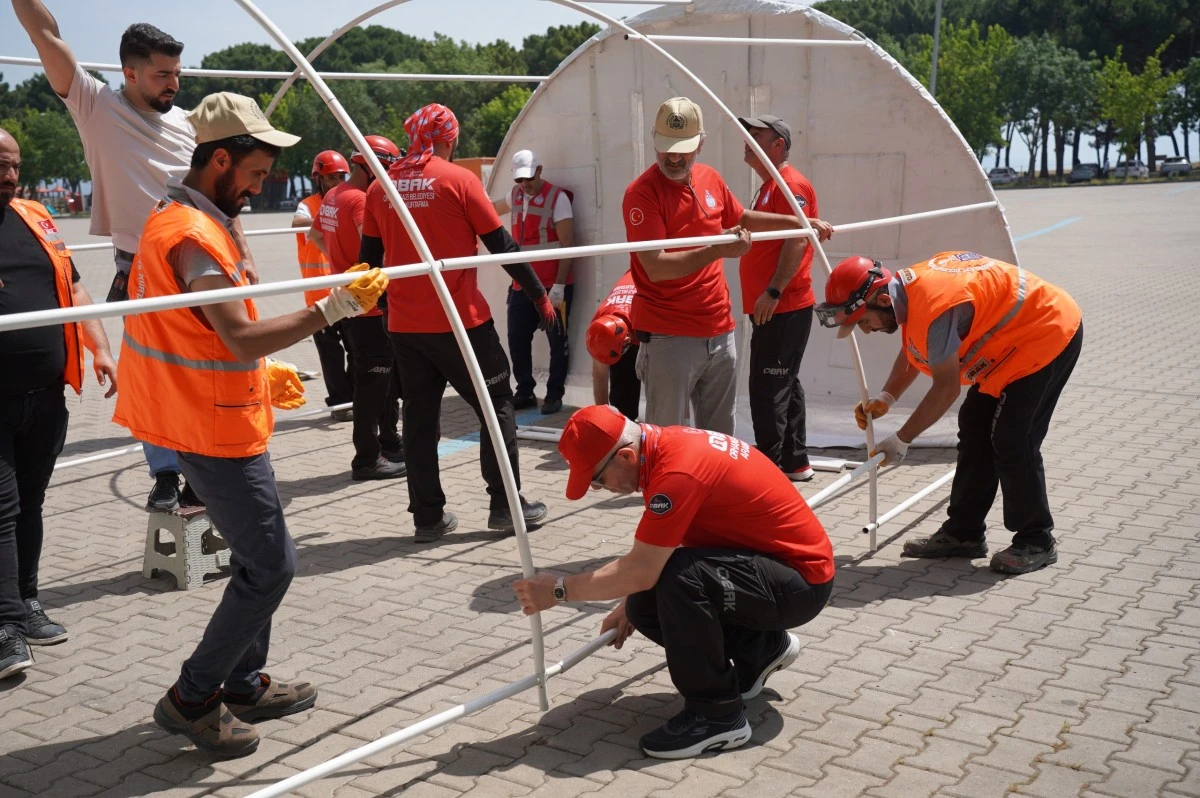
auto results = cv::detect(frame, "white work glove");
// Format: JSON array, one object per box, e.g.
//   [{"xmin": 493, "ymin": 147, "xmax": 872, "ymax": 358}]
[
  {"xmin": 548, "ymin": 283, "xmax": 566, "ymax": 307},
  {"xmin": 314, "ymin": 264, "xmax": 389, "ymax": 325},
  {"xmin": 871, "ymin": 433, "xmax": 910, "ymax": 466},
  {"xmin": 854, "ymin": 391, "xmax": 896, "ymax": 430}
]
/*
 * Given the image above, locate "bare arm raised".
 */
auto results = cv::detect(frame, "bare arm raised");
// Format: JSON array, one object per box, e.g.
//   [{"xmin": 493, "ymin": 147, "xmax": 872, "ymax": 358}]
[{"xmin": 12, "ymin": 0, "xmax": 77, "ymax": 98}]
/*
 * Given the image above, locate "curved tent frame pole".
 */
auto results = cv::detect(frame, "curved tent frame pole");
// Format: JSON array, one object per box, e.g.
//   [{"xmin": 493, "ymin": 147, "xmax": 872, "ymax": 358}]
[
  {"xmin": 232, "ymin": 0, "xmax": 550, "ymax": 713},
  {"xmin": 549, "ymin": 0, "xmax": 882, "ymax": 538},
  {"xmin": 264, "ymin": 0, "xmax": 411, "ymax": 117}
]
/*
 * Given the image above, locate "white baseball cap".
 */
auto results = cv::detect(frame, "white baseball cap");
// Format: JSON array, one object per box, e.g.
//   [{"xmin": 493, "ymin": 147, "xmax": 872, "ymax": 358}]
[{"xmin": 512, "ymin": 149, "xmax": 541, "ymax": 180}]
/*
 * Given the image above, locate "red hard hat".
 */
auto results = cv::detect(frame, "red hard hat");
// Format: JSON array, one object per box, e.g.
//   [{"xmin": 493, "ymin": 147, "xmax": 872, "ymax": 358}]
[
  {"xmin": 586, "ymin": 314, "xmax": 633, "ymax": 365},
  {"xmin": 351, "ymin": 135, "xmax": 401, "ymax": 166},
  {"xmin": 815, "ymin": 256, "xmax": 892, "ymax": 338},
  {"xmin": 311, "ymin": 150, "xmax": 349, "ymax": 176}
]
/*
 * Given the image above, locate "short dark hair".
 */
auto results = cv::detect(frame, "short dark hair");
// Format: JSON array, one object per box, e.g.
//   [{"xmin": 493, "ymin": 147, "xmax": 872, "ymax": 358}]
[
  {"xmin": 191, "ymin": 135, "xmax": 282, "ymax": 170},
  {"xmin": 119, "ymin": 23, "xmax": 184, "ymax": 67}
]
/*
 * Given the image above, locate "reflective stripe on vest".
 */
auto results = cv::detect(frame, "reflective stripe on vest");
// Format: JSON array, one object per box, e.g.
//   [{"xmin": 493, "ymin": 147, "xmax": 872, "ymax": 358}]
[
  {"xmin": 121, "ymin": 330, "xmax": 261, "ymax": 372},
  {"xmin": 511, "ymin": 183, "xmax": 562, "ymax": 247}
]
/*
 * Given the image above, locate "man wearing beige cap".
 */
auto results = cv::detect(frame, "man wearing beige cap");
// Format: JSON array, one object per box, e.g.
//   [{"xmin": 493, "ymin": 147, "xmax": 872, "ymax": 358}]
[
  {"xmin": 115, "ymin": 92, "xmax": 390, "ymax": 758},
  {"xmin": 494, "ymin": 149, "xmax": 576, "ymax": 414},
  {"xmin": 13, "ymin": 0, "xmax": 261, "ymax": 514},
  {"xmin": 621, "ymin": 97, "xmax": 833, "ymax": 434}
]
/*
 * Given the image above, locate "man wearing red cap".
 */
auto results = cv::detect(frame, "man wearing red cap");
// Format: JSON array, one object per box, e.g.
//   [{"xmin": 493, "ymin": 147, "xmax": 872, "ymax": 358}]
[
  {"xmin": 359, "ymin": 103, "xmax": 557, "ymax": 542},
  {"xmin": 513, "ymin": 405, "xmax": 834, "ymax": 759},
  {"xmin": 816, "ymin": 252, "xmax": 1082, "ymax": 575},
  {"xmin": 587, "ymin": 270, "xmax": 640, "ymax": 421},
  {"xmin": 317, "ymin": 135, "xmax": 404, "ymax": 481},
  {"xmin": 293, "ymin": 150, "xmax": 352, "ymax": 419}
]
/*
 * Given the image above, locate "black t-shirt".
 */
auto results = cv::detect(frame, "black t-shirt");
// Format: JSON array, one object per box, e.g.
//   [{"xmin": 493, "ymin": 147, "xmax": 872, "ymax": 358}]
[{"xmin": 0, "ymin": 206, "xmax": 80, "ymax": 396}]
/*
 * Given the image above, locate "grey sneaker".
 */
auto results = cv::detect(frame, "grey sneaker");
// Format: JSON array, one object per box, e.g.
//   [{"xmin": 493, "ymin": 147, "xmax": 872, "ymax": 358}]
[
  {"xmin": 23, "ymin": 599, "xmax": 67, "ymax": 645},
  {"xmin": 488, "ymin": 497, "xmax": 548, "ymax": 532},
  {"xmin": 902, "ymin": 528, "xmax": 987, "ymax": 559},
  {"xmin": 990, "ymin": 542, "xmax": 1058, "ymax": 575},
  {"xmin": 0, "ymin": 627, "xmax": 33, "ymax": 680},
  {"xmin": 415, "ymin": 512, "xmax": 458, "ymax": 544}
]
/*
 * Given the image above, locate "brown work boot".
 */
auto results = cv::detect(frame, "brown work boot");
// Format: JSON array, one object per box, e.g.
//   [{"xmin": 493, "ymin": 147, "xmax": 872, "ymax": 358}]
[
  {"xmin": 223, "ymin": 673, "xmax": 317, "ymax": 722},
  {"xmin": 153, "ymin": 687, "xmax": 259, "ymax": 758}
]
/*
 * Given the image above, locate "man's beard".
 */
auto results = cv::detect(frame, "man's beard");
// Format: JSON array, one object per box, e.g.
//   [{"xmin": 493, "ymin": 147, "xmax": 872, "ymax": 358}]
[
  {"xmin": 0, "ymin": 183, "xmax": 15, "ymax": 209},
  {"xmin": 145, "ymin": 90, "xmax": 176, "ymax": 113},
  {"xmin": 213, "ymin": 170, "xmax": 249, "ymax": 217}
]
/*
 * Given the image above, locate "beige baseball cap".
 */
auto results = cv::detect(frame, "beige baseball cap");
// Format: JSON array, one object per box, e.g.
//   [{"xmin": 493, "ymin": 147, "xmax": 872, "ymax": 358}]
[
  {"xmin": 189, "ymin": 92, "xmax": 301, "ymax": 147},
  {"xmin": 653, "ymin": 97, "xmax": 703, "ymax": 154}
]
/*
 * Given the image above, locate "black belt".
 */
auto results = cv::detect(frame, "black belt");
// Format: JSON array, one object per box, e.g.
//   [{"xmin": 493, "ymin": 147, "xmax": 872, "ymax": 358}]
[{"xmin": 635, "ymin": 330, "xmax": 652, "ymax": 343}]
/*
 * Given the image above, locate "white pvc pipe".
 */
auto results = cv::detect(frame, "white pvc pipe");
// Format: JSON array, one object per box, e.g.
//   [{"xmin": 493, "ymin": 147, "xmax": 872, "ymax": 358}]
[
  {"xmin": 247, "ymin": 630, "xmax": 617, "ymax": 798},
  {"xmin": 862, "ymin": 466, "xmax": 956, "ymax": 535},
  {"xmin": 231, "ymin": 0, "xmax": 550, "ymax": 711},
  {"xmin": 67, "ymin": 225, "xmax": 306, "ymax": 252},
  {"xmin": 53, "ymin": 444, "xmax": 143, "ymax": 472},
  {"xmin": 806, "ymin": 453, "xmax": 885, "ymax": 510},
  {"xmin": 0, "ymin": 56, "xmax": 544, "ymax": 83},
  {"xmin": 647, "ymin": 35, "xmax": 867, "ymax": 46},
  {"xmin": 833, "ymin": 201, "xmax": 999, "ymax": 234}
]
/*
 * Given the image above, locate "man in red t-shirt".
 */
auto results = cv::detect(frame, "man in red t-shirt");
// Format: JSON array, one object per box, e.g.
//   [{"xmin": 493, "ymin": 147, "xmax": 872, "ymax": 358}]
[
  {"xmin": 621, "ymin": 97, "xmax": 833, "ymax": 435},
  {"xmin": 738, "ymin": 115, "xmax": 822, "ymax": 483},
  {"xmin": 587, "ymin": 270, "xmax": 640, "ymax": 421},
  {"xmin": 316, "ymin": 134, "xmax": 405, "ymax": 481},
  {"xmin": 514, "ymin": 405, "xmax": 834, "ymax": 760},
  {"xmin": 359, "ymin": 103, "xmax": 557, "ymax": 543}
]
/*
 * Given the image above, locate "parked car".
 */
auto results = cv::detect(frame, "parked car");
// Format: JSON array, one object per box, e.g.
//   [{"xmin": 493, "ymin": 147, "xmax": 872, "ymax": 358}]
[
  {"xmin": 1113, "ymin": 159, "xmax": 1149, "ymax": 178},
  {"xmin": 1160, "ymin": 156, "xmax": 1192, "ymax": 176},
  {"xmin": 1068, "ymin": 163, "xmax": 1103, "ymax": 183},
  {"xmin": 279, "ymin": 196, "xmax": 299, "ymax": 210},
  {"xmin": 987, "ymin": 166, "xmax": 1020, "ymax": 186}
]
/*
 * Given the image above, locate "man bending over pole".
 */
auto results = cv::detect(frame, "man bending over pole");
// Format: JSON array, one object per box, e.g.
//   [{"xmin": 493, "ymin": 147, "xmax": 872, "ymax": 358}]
[{"xmin": 514, "ymin": 404, "xmax": 834, "ymax": 759}]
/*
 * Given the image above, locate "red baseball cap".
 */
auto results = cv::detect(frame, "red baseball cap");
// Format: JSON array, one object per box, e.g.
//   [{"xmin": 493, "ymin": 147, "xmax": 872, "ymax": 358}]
[{"xmin": 558, "ymin": 405, "xmax": 629, "ymax": 500}]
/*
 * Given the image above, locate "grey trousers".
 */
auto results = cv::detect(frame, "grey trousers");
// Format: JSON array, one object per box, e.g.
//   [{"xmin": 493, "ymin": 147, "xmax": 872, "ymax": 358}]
[
  {"xmin": 635, "ymin": 331, "xmax": 736, "ymax": 434},
  {"xmin": 175, "ymin": 451, "xmax": 296, "ymax": 701}
]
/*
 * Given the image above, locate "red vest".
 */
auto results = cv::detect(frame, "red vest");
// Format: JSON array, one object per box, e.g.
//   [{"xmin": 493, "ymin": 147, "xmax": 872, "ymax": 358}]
[
  {"xmin": 7, "ymin": 199, "xmax": 84, "ymax": 394},
  {"xmin": 509, "ymin": 180, "xmax": 573, "ymax": 288}
]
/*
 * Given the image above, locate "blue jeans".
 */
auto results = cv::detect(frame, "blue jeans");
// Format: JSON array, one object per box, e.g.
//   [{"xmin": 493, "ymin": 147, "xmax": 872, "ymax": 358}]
[
  {"xmin": 174, "ymin": 451, "xmax": 296, "ymax": 701},
  {"xmin": 143, "ymin": 442, "xmax": 180, "ymax": 477}
]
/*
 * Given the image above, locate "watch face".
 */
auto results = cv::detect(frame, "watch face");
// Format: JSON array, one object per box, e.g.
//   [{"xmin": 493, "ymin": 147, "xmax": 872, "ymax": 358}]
[{"xmin": 553, "ymin": 587, "xmax": 566, "ymax": 600}]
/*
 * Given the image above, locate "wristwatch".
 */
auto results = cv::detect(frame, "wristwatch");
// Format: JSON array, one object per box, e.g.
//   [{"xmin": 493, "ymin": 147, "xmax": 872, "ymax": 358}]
[
  {"xmin": 553, "ymin": 577, "xmax": 568, "ymax": 602},
  {"xmin": 765, "ymin": 287, "xmax": 781, "ymax": 300}
]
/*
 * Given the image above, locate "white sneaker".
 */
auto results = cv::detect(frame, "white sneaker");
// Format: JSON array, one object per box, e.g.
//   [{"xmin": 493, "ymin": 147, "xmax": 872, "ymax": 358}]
[{"xmin": 740, "ymin": 632, "xmax": 801, "ymax": 700}]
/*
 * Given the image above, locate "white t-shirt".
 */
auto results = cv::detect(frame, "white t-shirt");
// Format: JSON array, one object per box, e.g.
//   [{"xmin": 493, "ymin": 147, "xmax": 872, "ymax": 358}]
[{"xmin": 61, "ymin": 64, "xmax": 195, "ymax": 253}]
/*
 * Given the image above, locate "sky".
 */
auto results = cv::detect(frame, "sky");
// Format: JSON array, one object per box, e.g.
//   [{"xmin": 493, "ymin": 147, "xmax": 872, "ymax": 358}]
[{"xmin": 1, "ymin": 1, "xmax": 1194, "ymax": 172}]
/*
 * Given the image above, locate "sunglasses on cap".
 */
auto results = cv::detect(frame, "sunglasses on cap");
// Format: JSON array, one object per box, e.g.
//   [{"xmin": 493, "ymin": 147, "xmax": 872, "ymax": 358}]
[
  {"xmin": 352, "ymin": 150, "xmax": 399, "ymax": 164},
  {"xmin": 815, "ymin": 261, "xmax": 886, "ymax": 328}
]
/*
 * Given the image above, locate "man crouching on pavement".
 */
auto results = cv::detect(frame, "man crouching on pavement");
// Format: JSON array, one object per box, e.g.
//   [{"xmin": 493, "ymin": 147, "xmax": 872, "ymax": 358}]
[{"xmin": 513, "ymin": 405, "xmax": 834, "ymax": 759}]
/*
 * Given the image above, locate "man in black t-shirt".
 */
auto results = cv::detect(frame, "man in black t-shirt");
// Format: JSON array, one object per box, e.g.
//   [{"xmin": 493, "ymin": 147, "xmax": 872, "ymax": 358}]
[{"xmin": 0, "ymin": 128, "xmax": 118, "ymax": 681}]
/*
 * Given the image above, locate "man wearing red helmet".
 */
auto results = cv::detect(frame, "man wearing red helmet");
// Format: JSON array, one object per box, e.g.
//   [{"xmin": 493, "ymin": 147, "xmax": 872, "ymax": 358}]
[
  {"xmin": 513, "ymin": 405, "xmax": 833, "ymax": 759},
  {"xmin": 816, "ymin": 251, "xmax": 1082, "ymax": 575},
  {"xmin": 359, "ymin": 104, "xmax": 556, "ymax": 543},
  {"xmin": 587, "ymin": 270, "xmax": 640, "ymax": 421},
  {"xmin": 621, "ymin": 98, "xmax": 832, "ymax": 434},
  {"xmin": 317, "ymin": 135, "xmax": 404, "ymax": 481},
  {"xmin": 293, "ymin": 150, "xmax": 352, "ymax": 420}
]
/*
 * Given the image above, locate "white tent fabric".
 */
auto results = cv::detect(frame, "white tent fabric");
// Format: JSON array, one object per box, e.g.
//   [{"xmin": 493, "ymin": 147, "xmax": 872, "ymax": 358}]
[{"xmin": 482, "ymin": 0, "xmax": 1017, "ymax": 446}]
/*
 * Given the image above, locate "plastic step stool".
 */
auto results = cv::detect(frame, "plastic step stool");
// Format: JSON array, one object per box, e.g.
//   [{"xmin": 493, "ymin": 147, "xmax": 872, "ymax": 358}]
[{"xmin": 142, "ymin": 506, "xmax": 231, "ymax": 590}]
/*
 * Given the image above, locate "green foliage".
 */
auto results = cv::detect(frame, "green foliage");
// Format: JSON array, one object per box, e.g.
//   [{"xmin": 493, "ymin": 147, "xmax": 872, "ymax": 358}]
[
  {"xmin": 0, "ymin": 108, "xmax": 88, "ymax": 193},
  {"xmin": 462, "ymin": 85, "xmax": 534, "ymax": 157},
  {"xmin": 522, "ymin": 22, "xmax": 601, "ymax": 75},
  {"xmin": 1098, "ymin": 43, "xmax": 1175, "ymax": 160}
]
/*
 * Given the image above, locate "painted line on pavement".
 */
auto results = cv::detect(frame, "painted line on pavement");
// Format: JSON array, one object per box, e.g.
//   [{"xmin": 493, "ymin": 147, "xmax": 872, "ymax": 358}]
[
  {"xmin": 438, "ymin": 409, "xmax": 546, "ymax": 457},
  {"xmin": 1013, "ymin": 216, "xmax": 1082, "ymax": 243}
]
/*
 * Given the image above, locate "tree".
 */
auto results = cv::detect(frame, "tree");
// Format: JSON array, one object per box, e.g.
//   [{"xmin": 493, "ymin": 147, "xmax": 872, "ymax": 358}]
[
  {"xmin": 0, "ymin": 108, "xmax": 88, "ymax": 193},
  {"xmin": 522, "ymin": 23, "xmax": 601, "ymax": 75},
  {"xmin": 1098, "ymin": 43, "xmax": 1175, "ymax": 169},
  {"xmin": 461, "ymin": 85, "xmax": 533, "ymax": 157}
]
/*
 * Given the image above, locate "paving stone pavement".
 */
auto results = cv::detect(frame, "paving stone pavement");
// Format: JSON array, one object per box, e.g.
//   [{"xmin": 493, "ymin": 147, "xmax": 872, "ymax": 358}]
[{"xmin": 1, "ymin": 182, "xmax": 1198, "ymax": 797}]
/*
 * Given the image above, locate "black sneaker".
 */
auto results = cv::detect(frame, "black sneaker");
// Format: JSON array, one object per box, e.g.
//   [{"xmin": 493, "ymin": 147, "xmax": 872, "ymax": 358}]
[
  {"xmin": 146, "ymin": 472, "xmax": 182, "ymax": 513},
  {"xmin": 512, "ymin": 394, "xmax": 537, "ymax": 410},
  {"xmin": 179, "ymin": 481, "xmax": 204, "ymax": 509},
  {"xmin": 540, "ymin": 398, "xmax": 563, "ymax": 415},
  {"xmin": 23, "ymin": 599, "xmax": 67, "ymax": 646},
  {"xmin": 414, "ymin": 512, "xmax": 458, "ymax": 544},
  {"xmin": 488, "ymin": 497, "xmax": 548, "ymax": 532},
  {"xmin": 639, "ymin": 708, "xmax": 752, "ymax": 759},
  {"xmin": 0, "ymin": 626, "xmax": 34, "ymax": 680},
  {"xmin": 990, "ymin": 542, "xmax": 1058, "ymax": 575},
  {"xmin": 381, "ymin": 449, "xmax": 406, "ymax": 465},
  {"xmin": 902, "ymin": 528, "xmax": 987, "ymax": 559},
  {"xmin": 739, "ymin": 631, "xmax": 800, "ymax": 700},
  {"xmin": 351, "ymin": 457, "xmax": 407, "ymax": 480}
]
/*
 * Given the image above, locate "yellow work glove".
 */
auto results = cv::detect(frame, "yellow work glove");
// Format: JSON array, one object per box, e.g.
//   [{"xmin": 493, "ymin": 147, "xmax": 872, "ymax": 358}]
[
  {"xmin": 315, "ymin": 263, "xmax": 390, "ymax": 324},
  {"xmin": 266, "ymin": 359, "xmax": 307, "ymax": 410},
  {"xmin": 854, "ymin": 390, "xmax": 896, "ymax": 430}
]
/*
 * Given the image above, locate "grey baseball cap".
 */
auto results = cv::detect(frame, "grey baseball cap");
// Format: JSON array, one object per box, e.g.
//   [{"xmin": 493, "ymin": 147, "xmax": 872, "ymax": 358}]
[{"xmin": 738, "ymin": 115, "xmax": 793, "ymax": 151}]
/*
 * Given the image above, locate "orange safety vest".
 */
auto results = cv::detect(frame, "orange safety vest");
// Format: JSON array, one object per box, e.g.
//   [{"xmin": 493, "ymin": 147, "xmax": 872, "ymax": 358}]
[
  {"xmin": 900, "ymin": 251, "xmax": 1082, "ymax": 397},
  {"xmin": 509, "ymin": 180, "xmax": 573, "ymax": 288},
  {"xmin": 113, "ymin": 199, "xmax": 272, "ymax": 458},
  {"xmin": 7, "ymin": 199, "xmax": 84, "ymax": 394},
  {"xmin": 295, "ymin": 193, "xmax": 331, "ymax": 306}
]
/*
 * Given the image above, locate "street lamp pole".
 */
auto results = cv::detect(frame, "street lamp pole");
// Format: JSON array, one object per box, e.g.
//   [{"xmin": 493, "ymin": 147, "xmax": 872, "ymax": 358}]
[{"xmin": 930, "ymin": 0, "xmax": 944, "ymax": 97}]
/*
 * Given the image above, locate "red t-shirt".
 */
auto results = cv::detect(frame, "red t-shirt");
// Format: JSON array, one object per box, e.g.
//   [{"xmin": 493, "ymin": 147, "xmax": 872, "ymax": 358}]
[
  {"xmin": 739, "ymin": 165, "xmax": 818, "ymax": 314},
  {"xmin": 362, "ymin": 157, "xmax": 499, "ymax": 334},
  {"xmin": 634, "ymin": 425, "xmax": 834, "ymax": 584},
  {"xmin": 319, "ymin": 182, "xmax": 379, "ymax": 317},
  {"xmin": 593, "ymin": 270, "xmax": 637, "ymax": 328},
  {"xmin": 622, "ymin": 163, "xmax": 743, "ymax": 337}
]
